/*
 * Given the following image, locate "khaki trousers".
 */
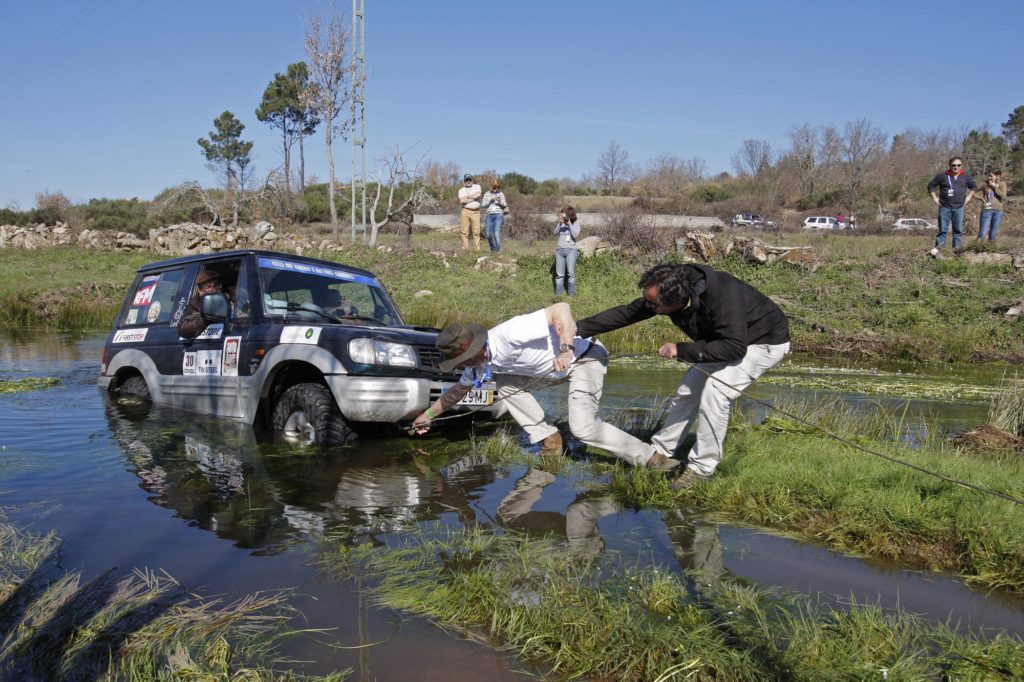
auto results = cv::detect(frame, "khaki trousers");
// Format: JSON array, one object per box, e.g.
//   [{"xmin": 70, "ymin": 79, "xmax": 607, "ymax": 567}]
[
  {"xmin": 497, "ymin": 347, "xmax": 656, "ymax": 466},
  {"xmin": 460, "ymin": 208, "xmax": 481, "ymax": 251},
  {"xmin": 652, "ymin": 342, "xmax": 790, "ymax": 476}
]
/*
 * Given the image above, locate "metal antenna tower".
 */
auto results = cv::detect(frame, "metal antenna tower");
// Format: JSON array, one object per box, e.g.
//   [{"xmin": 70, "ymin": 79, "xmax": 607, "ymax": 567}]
[{"xmin": 350, "ymin": 0, "xmax": 366, "ymax": 241}]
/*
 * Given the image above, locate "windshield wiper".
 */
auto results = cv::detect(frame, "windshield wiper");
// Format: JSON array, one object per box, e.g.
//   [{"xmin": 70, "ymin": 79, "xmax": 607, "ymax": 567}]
[
  {"xmin": 284, "ymin": 301, "xmax": 342, "ymax": 323},
  {"xmin": 340, "ymin": 314, "xmax": 387, "ymax": 325}
]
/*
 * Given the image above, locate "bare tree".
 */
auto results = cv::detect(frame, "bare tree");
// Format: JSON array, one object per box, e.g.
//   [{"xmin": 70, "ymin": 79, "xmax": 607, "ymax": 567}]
[
  {"xmin": 640, "ymin": 153, "xmax": 706, "ymax": 196},
  {"xmin": 731, "ymin": 139, "xmax": 774, "ymax": 177},
  {"xmin": 367, "ymin": 147, "xmax": 436, "ymax": 247},
  {"xmin": 416, "ymin": 159, "xmax": 460, "ymax": 191},
  {"xmin": 594, "ymin": 141, "xmax": 635, "ymax": 191},
  {"xmin": 302, "ymin": 4, "xmax": 352, "ymax": 237},
  {"xmin": 787, "ymin": 124, "xmax": 819, "ymax": 196},
  {"xmin": 838, "ymin": 118, "xmax": 886, "ymax": 206}
]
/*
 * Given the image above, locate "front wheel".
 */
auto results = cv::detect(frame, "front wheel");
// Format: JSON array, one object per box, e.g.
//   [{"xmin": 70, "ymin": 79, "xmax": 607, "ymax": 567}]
[{"xmin": 271, "ymin": 383, "xmax": 353, "ymax": 446}]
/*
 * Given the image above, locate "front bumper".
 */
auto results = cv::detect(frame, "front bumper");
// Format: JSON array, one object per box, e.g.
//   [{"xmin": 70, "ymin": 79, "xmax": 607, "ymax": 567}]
[{"xmin": 326, "ymin": 375, "xmax": 504, "ymax": 422}]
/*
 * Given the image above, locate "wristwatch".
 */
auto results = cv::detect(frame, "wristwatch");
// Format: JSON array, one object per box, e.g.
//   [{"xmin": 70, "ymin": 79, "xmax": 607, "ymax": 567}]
[{"xmin": 559, "ymin": 343, "xmax": 573, "ymax": 353}]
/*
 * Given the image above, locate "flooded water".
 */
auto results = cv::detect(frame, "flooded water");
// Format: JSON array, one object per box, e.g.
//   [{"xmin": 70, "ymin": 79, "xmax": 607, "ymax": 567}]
[{"xmin": 1, "ymin": 333, "xmax": 1021, "ymax": 677}]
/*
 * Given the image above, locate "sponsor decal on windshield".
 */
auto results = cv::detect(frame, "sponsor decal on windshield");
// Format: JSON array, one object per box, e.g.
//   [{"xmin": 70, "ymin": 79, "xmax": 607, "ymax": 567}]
[
  {"xmin": 281, "ymin": 326, "xmax": 322, "ymax": 344},
  {"xmin": 113, "ymin": 328, "xmax": 148, "ymax": 343},
  {"xmin": 258, "ymin": 257, "xmax": 379, "ymax": 287}
]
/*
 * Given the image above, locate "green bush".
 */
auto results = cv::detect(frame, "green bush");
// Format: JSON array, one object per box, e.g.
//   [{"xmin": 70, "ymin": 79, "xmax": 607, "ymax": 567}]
[{"xmin": 84, "ymin": 198, "xmax": 156, "ymax": 235}]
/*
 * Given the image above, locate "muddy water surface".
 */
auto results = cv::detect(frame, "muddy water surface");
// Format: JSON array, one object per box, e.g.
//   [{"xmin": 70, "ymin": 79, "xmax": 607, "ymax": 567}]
[{"xmin": 1, "ymin": 333, "xmax": 1021, "ymax": 678}]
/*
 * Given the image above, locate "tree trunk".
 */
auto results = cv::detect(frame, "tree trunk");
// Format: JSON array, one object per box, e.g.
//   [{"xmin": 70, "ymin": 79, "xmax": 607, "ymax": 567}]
[
  {"xmin": 326, "ymin": 125, "xmax": 338, "ymax": 237},
  {"xmin": 282, "ymin": 125, "xmax": 291, "ymax": 194},
  {"xmin": 299, "ymin": 129, "xmax": 306, "ymax": 192}
]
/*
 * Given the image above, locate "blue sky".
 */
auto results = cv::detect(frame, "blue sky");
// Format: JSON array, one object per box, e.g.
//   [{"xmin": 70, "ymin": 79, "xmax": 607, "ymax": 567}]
[{"xmin": 2, "ymin": 0, "xmax": 1021, "ymax": 209}]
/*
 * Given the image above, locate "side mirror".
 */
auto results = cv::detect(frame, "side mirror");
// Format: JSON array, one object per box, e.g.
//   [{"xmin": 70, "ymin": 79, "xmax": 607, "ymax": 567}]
[{"xmin": 200, "ymin": 292, "xmax": 230, "ymax": 321}]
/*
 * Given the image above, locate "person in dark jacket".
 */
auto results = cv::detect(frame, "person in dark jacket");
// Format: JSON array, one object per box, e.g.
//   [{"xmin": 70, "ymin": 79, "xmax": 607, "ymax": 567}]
[
  {"xmin": 576, "ymin": 263, "xmax": 790, "ymax": 489},
  {"xmin": 926, "ymin": 156, "xmax": 977, "ymax": 254}
]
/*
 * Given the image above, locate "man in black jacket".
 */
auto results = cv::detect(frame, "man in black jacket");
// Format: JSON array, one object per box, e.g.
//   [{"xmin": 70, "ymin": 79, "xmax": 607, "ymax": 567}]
[{"xmin": 576, "ymin": 263, "xmax": 790, "ymax": 489}]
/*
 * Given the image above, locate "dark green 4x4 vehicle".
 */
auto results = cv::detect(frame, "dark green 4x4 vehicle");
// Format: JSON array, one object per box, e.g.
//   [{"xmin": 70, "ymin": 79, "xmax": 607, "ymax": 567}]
[{"xmin": 99, "ymin": 250, "xmax": 501, "ymax": 444}]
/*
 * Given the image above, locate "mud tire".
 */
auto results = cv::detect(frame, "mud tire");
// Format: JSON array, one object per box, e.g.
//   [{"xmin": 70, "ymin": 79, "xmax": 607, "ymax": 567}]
[
  {"xmin": 117, "ymin": 375, "xmax": 151, "ymax": 402},
  {"xmin": 271, "ymin": 382, "xmax": 353, "ymax": 446}
]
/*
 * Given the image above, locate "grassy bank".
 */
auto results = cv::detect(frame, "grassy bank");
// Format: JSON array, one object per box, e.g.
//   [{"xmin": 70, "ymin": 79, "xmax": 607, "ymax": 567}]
[
  {"xmin": 320, "ymin": 523, "xmax": 1024, "ymax": 681},
  {"xmin": 2, "ymin": 230, "xmax": 1022, "ymax": 363},
  {"xmin": 590, "ymin": 395, "xmax": 1024, "ymax": 594}
]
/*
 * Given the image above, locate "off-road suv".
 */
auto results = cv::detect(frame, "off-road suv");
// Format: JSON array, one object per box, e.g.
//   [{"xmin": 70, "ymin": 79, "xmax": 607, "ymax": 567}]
[
  {"xmin": 731, "ymin": 213, "xmax": 776, "ymax": 229},
  {"xmin": 99, "ymin": 250, "xmax": 499, "ymax": 445}
]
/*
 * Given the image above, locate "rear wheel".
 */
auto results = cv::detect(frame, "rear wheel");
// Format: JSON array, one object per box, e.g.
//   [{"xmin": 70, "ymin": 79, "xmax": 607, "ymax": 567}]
[
  {"xmin": 271, "ymin": 382, "xmax": 353, "ymax": 446},
  {"xmin": 116, "ymin": 375, "xmax": 151, "ymax": 402}
]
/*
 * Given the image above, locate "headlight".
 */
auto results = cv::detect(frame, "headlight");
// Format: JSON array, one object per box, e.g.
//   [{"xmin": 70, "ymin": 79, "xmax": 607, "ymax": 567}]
[{"xmin": 348, "ymin": 338, "xmax": 418, "ymax": 368}]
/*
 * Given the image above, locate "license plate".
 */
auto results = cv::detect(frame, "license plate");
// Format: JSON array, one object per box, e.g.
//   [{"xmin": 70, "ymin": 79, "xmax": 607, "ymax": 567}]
[{"xmin": 458, "ymin": 383, "xmax": 495, "ymax": 406}]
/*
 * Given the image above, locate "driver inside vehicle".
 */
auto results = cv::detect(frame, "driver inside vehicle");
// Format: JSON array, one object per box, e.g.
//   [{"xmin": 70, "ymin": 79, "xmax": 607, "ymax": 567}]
[
  {"xmin": 323, "ymin": 289, "xmax": 358, "ymax": 318},
  {"xmin": 177, "ymin": 269, "xmax": 235, "ymax": 338}
]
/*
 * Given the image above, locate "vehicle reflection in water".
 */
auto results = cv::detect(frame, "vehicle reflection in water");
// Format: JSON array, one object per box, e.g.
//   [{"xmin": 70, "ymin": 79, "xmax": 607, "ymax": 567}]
[
  {"xmin": 104, "ymin": 389, "xmax": 1024, "ymax": 641},
  {"xmin": 105, "ymin": 399, "xmax": 493, "ymax": 553}
]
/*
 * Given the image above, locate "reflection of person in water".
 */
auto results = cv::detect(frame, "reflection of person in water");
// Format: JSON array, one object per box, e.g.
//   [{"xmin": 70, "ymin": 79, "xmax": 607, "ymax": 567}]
[
  {"xmin": 496, "ymin": 466, "xmax": 620, "ymax": 559},
  {"xmin": 664, "ymin": 509, "xmax": 725, "ymax": 599}
]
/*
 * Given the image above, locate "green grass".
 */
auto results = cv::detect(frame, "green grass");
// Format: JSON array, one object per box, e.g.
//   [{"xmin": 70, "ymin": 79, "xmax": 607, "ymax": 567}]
[
  {"xmin": 2, "ymin": 232, "xmax": 1023, "ymax": 362},
  {"xmin": 317, "ymin": 524, "xmax": 1024, "ymax": 681},
  {"xmin": 598, "ymin": 399, "xmax": 1024, "ymax": 593},
  {"xmin": 0, "ymin": 377, "xmax": 60, "ymax": 394}
]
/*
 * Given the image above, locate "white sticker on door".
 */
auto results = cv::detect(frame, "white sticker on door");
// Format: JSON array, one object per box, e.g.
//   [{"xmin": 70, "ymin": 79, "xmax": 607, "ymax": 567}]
[{"xmin": 183, "ymin": 350, "xmax": 222, "ymax": 376}]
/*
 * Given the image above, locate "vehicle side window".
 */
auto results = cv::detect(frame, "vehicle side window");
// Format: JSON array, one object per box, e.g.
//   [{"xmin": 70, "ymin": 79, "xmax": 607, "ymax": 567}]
[
  {"xmin": 124, "ymin": 269, "xmax": 185, "ymax": 327},
  {"xmin": 234, "ymin": 259, "xmax": 252, "ymax": 321}
]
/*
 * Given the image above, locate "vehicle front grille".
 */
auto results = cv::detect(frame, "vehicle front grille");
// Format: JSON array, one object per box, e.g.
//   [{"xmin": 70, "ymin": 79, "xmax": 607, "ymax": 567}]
[{"xmin": 417, "ymin": 346, "xmax": 445, "ymax": 371}]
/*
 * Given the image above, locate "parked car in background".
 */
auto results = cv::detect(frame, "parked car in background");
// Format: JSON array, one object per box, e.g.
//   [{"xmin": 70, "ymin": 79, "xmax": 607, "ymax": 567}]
[
  {"xmin": 99, "ymin": 250, "xmax": 501, "ymax": 446},
  {"xmin": 802, "ymin": 216, "xmax": 842, "ymax": 230},
  {"xmin": 731, "ymin": 212, "xmax": 777, "ymax": 229},
  {"xmin": 892, "ymin": 218, "xmax": 937, "ymax": 231}
]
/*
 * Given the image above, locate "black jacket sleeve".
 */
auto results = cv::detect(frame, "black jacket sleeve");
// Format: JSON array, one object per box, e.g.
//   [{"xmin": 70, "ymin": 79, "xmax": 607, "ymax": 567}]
[{"xmin": 576, "ymin": 298, "xmax": 655, "ymax": 338}]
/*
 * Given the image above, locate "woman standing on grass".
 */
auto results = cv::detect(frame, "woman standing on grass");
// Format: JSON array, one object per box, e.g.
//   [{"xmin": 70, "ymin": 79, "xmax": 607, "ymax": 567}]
[
  {"xmin": 481, "ymin": 181, "xmax": 509, "ymax": 252},
  {"xmin": 553, "ymin": 206, "xmax": 581, "ymax": 297}
]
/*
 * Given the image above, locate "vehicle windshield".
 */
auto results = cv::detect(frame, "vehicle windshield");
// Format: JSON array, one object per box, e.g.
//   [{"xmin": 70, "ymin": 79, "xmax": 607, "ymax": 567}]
[{"xmin": 257, "ymin": 256, "xmax": 403, "ymax": 326}]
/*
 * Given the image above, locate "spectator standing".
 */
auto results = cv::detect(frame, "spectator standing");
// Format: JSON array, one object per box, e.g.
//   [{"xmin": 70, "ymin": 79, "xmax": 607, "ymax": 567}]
[
  {"xmin": 458, "ymin": 174, "xmax": 482, "ymax": 252},
  {"xmin": 553, "ymin": 206, "xmax": 581, "ymax": 297},
  {"xmin": 836, "ymin": 211, "xmax": 845, "ymax": 228},
  {"xmin": 848, "ymin": 212, "xmax": 857, "ymax": 230},
  {"xmin": 481, "ymin": 181, "xmax": 509, "ymax": 252},
  {"xmin": 927, "ymin": 156, "xmax": 977, "ymax": 254},
  {"xmin": 977, "ymin": 168, "xmax": 1007, "ymax": 242},
  {"xmin": 576, "ymin": 263, "xmax": 791, "ymax": 490}
]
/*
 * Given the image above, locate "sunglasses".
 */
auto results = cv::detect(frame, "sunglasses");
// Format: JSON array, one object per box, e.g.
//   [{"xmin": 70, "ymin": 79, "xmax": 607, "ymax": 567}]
[{"xmin": 950, "ymin": 163, "xmax": 962, "ymax": 168}]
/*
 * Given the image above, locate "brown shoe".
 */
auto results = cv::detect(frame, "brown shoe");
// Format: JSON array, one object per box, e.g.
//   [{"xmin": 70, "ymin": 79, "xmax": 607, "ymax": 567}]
[
  {"xmin": 646, "ymin": 452, "xmax": 681, "ymax": 472},
  {"xmin": 669, "ymin": 467, "xmax": 713, "ymax": 491},
  {"xmin": 540, "ymin": 432, "xmax": 563, "ymax": 456}
]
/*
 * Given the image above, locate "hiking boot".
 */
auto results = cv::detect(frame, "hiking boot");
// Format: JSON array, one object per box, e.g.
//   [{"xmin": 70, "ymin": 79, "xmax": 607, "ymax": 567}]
[
  {"xmin": 646, "ymin": 452, "xmax": 681, "ymax": 472},
  {"xmin": 669, "ymin": 467, "xmax": 713, "ymax": 491},
  {"xmin": 540, "ymin": 432, "xmax": 563, "ymax": 456}
]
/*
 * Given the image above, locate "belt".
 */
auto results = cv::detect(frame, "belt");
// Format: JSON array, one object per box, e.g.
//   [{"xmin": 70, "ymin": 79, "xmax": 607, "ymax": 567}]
[{"xmin": 462, "ymin": 206, "xmax": 480, "ymax": 211}]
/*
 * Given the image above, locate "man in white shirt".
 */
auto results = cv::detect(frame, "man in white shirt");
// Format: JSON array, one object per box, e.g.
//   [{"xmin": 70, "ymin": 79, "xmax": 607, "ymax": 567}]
[
  {"xmin": 457, "ymin": 173, "xmax": 482, "ymax": 252},
  {"xmin": 411, "ymin": 302, "xmax": 678, "ymax": 471}
]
